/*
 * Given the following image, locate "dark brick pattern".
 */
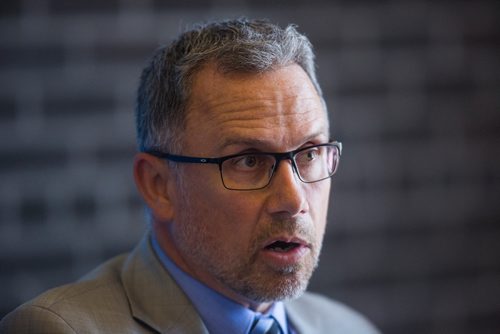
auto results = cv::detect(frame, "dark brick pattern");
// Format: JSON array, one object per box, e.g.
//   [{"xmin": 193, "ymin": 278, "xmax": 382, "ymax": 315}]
[{"xmin": 1, "ymin": 1, "xmax": 499, "ymax": 333}]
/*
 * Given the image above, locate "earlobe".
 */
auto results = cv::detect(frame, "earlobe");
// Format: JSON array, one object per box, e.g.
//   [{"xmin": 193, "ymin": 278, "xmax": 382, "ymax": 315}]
[{"xmin": 133, "ymin": 152, "xmax": 175, "ymax": 222}]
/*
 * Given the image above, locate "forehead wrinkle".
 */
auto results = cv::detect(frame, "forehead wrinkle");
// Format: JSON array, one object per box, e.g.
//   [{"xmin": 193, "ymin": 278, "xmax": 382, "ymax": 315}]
[
  {"xmin": 203, "ymin": 99, "xmax": 329, "ymax": 152},
  {"xmin": 213, "ymin": 115, "xmax": 329, "ymax": 152},
  {"xmin": 223, "ymin": 109, "xmax": 324, "ymax": 129},
  {"xmin": 200, "ymin": 96, "xmax": 324, "ymax": 124}
]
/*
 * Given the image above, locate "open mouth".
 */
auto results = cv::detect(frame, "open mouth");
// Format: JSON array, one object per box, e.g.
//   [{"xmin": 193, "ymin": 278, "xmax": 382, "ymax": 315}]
[
  {"xmin": 265, "ymin": 240, "xmax": 302, "ymax": 252},
  {"xmin": 261, "ymin": 237, "xmax": 311, "ymax": 266}
]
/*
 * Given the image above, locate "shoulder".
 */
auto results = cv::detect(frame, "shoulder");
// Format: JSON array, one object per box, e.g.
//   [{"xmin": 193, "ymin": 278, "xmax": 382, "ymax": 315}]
[
  {"xmin": 34, "ymin": 253, "xmax": 129, "ymax": 311},
  {"xmin": 285, "ymin": 292, "xmax": 380, "ymax": 334},
  {"xmin": 0, "ymin": 254, "xmax": 138, "ymax": 333},
  {"xmin": 0, "ymin": 303, "xmax": 77, "ymax": 333}
]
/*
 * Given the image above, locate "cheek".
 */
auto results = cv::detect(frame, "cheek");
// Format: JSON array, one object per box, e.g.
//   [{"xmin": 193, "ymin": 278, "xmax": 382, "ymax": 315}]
[
  {"xmin": 180, "ymin": 172, "xmax": 262, "ymax": 236},
  {"xmin": 216, "ymin": 194, "xmax": 263, "ymax": 237},
  {"xmin": 307, "ymin": 182, "xmax": 331, "ymax": 235},
  {"xmin": 308, "ymin": 180, "xmax": 331, "ymax": 213}
]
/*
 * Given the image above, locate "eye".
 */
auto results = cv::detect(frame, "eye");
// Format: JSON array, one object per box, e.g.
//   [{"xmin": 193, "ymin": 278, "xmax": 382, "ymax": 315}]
[
  {"xmin": 303, "ymin": 147, "xmax": 320, "ymax": 161},
  {"xmin": 231, "ymin": 154, "xmax": 262, "ymax": 171}
]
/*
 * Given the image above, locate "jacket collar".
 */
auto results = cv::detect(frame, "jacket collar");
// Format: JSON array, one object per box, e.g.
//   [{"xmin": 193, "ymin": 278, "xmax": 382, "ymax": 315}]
[{"xmin": 120, "ymin": 232, "xmax": 209, "ymax": 334}]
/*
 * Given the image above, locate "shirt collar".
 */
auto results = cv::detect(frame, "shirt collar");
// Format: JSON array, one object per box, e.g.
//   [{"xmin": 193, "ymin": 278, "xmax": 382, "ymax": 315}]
[{"xmin": 151, "ymin": 234, "xmax": 288, "ymax": 334}]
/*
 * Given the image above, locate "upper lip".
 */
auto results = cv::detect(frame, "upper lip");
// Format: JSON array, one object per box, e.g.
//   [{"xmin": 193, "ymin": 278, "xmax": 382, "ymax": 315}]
[{"xmin": 262, "ymin": 236, "xmax": 310, "ymax": 249}]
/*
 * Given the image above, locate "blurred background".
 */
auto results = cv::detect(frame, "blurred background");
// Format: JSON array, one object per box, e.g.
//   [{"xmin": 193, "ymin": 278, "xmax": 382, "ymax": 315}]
[{"xmin": 1, "ymin": 1, "xmax": 499, "ymax": 333}]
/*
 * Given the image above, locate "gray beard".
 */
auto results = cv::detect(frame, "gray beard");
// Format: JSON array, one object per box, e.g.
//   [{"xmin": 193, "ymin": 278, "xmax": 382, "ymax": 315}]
[{"xmin": 176, "ymin": 213, "xmax": 322, "ymax": 303}]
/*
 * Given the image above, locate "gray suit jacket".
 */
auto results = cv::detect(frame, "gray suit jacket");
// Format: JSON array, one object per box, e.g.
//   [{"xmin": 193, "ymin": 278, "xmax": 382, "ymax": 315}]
[{"xmin": 0, "ymin": 234, "xmax": 380, "ymax": 333}]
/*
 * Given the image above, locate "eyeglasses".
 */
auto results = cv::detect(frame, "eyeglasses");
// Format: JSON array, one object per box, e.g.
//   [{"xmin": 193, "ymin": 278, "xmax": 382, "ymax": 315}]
[{"xmin": 146, "ymin": 141, "xmax": 342, "ymax": 191}]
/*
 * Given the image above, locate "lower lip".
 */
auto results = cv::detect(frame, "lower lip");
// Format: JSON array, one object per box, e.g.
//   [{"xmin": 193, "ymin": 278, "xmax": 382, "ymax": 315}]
[{"xmin": 260, "ymin": 245, "xmax": 310, "ymax": 268}]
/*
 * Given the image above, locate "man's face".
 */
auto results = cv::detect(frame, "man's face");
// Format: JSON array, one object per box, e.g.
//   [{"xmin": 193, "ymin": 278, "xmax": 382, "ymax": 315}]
[{"xmin": 166, "ymin": 63, "xmax": 331, "ymax": 309}]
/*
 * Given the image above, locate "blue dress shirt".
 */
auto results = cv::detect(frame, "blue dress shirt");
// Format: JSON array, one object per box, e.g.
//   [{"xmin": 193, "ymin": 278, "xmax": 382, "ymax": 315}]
[{"xmin": 151, "ymin": 234, "xmax": 293, "ymax": 334}]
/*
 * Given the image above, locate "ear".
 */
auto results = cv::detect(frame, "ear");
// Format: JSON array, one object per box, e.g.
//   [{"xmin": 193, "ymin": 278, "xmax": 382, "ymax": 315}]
[{"xmin": 133, "ymin": 152, "xmax": 176, "ymax": 222}]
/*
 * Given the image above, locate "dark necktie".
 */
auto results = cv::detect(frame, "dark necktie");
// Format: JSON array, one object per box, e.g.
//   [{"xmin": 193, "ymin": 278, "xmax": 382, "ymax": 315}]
[{"xmin": 250, "ymin": 316, "xmax": 282, "ymax": 334}]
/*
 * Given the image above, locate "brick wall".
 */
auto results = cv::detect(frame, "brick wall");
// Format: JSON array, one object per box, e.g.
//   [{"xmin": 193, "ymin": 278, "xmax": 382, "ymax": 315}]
[{"xmin": 1, "ymin": 1, "xmax": 499, "ymax": 333}]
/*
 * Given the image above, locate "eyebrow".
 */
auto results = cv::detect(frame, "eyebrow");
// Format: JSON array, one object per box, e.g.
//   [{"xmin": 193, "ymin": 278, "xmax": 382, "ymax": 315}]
[{"xmin": 216, "ymin": 131, "xmax": 330, "ymax": 153}]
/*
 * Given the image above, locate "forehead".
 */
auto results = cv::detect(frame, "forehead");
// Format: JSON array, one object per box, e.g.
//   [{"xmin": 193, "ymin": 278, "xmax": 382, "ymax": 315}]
[{"xmin": 184, "ymin": 64, "xmax": 329, "ymax": 153}]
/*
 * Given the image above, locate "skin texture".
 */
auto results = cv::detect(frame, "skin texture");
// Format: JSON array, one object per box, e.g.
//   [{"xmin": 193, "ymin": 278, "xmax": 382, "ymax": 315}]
[{"xmin": 134, "ymin": 63, "xmax": 331, "ymax": 313}]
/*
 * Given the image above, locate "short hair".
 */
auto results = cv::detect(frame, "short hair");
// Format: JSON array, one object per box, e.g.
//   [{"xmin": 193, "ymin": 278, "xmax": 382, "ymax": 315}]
[{"xmin": 135, "ymin": 18, "xmax": 323, "ymax": 153}]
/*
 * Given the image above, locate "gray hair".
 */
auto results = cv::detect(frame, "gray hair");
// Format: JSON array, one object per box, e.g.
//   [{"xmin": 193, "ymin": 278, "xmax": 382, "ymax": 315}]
[{"xmin": 135, "ymin": 18, "xmax": 324, "ymax": 153}]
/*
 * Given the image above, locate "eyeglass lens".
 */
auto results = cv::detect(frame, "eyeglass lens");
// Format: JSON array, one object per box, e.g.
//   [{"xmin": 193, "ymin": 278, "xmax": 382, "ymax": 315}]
[{"xmin": 220, "ymin": 145, "xmax": 339, "ymax": 190}]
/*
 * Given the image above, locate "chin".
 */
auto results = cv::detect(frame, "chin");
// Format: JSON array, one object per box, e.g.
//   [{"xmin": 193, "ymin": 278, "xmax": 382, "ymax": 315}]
[{"xmin": 237, "ymin": 267, "xmax": 313, "ymax": 304}]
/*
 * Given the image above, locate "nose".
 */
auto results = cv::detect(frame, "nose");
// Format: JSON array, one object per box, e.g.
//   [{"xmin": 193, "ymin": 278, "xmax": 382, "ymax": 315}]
[{"xmin": 265, "ymin": 159, "xmax": 309, "ymax": 217}]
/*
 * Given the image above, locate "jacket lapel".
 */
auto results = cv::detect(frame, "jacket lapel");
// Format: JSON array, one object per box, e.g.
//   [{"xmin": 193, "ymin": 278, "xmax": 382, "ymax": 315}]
[
  {"xmin": 121, "ymin": 233, "xmax": 209, "ymax": 334},
  {"xmin": 285, "ymin": 300, "xmax": 309, "ymax": 334}
]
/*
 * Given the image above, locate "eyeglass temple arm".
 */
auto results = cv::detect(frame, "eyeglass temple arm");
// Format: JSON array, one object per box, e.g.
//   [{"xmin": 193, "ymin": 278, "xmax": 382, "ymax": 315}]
[{"xmin": 145, "ymin": 151, "xmax": 220, "ymax": 164}]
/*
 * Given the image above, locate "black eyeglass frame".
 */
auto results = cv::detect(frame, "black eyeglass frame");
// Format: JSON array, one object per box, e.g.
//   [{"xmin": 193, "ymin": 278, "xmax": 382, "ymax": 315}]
[{"xmin": 145, "ymin": 141, "xmax": 342, "ymax": 191}]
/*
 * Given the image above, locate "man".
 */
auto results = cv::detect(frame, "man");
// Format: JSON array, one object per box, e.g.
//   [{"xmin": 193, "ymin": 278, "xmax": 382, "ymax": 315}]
[{"xmin": 0, "ymin": 19, "xmax": 379, "ymax": 333}]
